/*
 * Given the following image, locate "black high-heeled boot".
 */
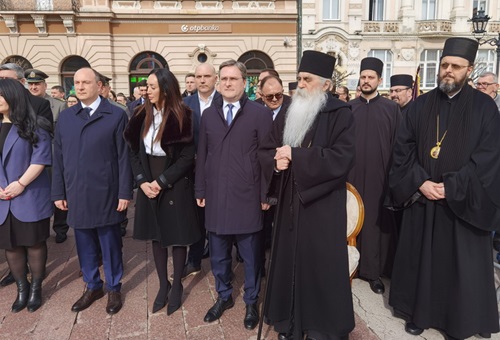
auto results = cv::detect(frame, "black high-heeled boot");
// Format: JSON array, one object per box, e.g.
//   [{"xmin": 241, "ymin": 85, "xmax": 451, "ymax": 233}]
[
  {"xmin": 152, "ymin": 281, "xmax": 171, "ymax": 314},
  {"xmin": 27, "ymin": 278, "xmax": 43, "ymax": 312},
  {"xmin": 167, "ymin": 284, "xmax": 183, "ymax": 316},
  {"xmin": 12, "ymin": 278, "xmax": 30, "ymax": 313}
]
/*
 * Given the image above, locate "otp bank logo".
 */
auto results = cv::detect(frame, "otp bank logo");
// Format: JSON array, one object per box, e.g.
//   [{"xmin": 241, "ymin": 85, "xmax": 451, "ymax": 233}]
[{"xmin": 180, "ymin": 24, "xmax": 220, "ymax": 33}]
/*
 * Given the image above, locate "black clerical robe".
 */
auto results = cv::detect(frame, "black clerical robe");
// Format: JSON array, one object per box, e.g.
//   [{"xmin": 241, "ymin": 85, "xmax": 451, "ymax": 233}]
[
  {"xmin": 259, "ymin": 93, "xmax": 355, "ymax": 339},
  {"xmin": 349, "ymin": 94, "xmax": 401, "ymax": 280},
  {"xmin": 387, "ymin": 86, "xmax": 500, "ymax": 338}
]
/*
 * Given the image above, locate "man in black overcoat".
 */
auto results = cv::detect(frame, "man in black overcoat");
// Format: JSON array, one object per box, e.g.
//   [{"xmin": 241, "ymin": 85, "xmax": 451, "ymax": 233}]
[
  {"xmin": 386, "ymin": 37, "xmax": 500, "ymax": 339},
  {"xmin": 259, "ymin": 50, "xmax": 355, "ymax": 340}
]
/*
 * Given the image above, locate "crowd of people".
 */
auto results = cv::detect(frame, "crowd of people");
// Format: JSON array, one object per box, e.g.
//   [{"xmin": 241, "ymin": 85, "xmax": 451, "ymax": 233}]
[{"xmin": 0, "ymin": 36, "xmax": 499, "ymax": 340}]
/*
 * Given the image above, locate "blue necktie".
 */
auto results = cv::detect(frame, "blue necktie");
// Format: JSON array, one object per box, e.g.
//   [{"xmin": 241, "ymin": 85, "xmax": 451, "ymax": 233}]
[
  {"xmin": 82, "ymin": 107, "xmax": 92, "ymax": 120},
  {"xmin": 227, "ymin": 104, "xmax": 234, "ymax": 125}
]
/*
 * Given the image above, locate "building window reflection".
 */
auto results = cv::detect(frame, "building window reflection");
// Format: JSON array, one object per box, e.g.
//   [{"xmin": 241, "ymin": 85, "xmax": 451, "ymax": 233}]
[
  {"xmin": 129, "ymin": 51, "xmax": 168, "ymax": 96},
  {"xmin": 238, "ymin": 50, "xmax": 274, "ymax": 100},
  {"xmin": 2, "ymin": 55, "xmax": 33, "ymax": 71}
]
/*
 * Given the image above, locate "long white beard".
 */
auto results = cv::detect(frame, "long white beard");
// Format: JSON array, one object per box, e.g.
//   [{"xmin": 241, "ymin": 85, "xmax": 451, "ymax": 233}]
[{"xmin": 283, "ymin": 87, "xmax": 328, "ymax": 147}]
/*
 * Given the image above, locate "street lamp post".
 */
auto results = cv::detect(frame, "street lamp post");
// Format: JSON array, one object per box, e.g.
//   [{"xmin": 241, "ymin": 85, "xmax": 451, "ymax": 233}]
[{"xmin": 470, "ymin": 9, "xmax": 500, "ymax": 76}]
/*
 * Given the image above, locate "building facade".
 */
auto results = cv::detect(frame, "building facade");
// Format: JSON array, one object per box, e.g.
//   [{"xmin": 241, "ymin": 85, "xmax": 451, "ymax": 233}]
[
  {"xmin": 0, "ymin": 0, "xmax": 499, "ymax": 96},
  {"xmin": 0, "ymin": 0, "xmax": 297, "ymax": 97},
  {"xmin": 304, "ymin": 0, "xmax": 500, "ymax": 90}
]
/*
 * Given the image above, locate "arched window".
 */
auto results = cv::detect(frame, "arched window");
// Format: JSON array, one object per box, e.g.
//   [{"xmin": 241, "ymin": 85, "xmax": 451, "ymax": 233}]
[
  {"xmin": 238, "ymin": 51, "xmax": 274, "ymax": 100},
  {"xmin": 2, "ymin": 55, "xmax": 33, "ymax": 70},
  {"xmin": 61, "ymin": 56, "xmax": 91, "ymax": 96},
  {"xmin": 129, "ymin": 51, "xmax": 168, "ymax": 96}
]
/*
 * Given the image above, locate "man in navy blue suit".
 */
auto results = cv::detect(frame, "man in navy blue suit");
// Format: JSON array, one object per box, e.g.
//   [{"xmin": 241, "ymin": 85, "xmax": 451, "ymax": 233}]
[
  {"xmin": 195, "ymin": 60, "xmax": 273, "ymax": 330},
  {"xmin": 52, "ymin": 67, "xmax": 132, "ymax": 315},
  {"xmin": 182, "ymin": 63, "xmax": 220, "ymax": 279}
]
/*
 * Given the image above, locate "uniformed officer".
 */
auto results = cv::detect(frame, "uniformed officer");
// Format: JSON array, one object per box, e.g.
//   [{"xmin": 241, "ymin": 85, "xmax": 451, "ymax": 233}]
[{"xmin": 25, "ymin": 69, "xmax": 69, "ymax": 244}]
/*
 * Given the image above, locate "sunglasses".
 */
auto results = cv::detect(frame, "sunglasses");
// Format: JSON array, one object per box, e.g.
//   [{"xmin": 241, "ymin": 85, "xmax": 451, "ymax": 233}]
[{"xmin": 263, "ymin": 92, "xmax": 283, "ymax": 101}]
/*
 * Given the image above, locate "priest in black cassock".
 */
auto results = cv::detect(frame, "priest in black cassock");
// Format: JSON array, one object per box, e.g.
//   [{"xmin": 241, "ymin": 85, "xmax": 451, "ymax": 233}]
[
  {"xmin": 259, "ymin": 50, "xmax": 355, "ymax": 340},
  {"xmin": 389, "ymin": 74, "xmax": 414, "ymax": 115},
  {"xmin": 386, "ymin": 37, "xmax": 500, "ymax": 339},
  {"xmin": 348, "ymin": 57, "xmax": 401, "ymax": 294}
]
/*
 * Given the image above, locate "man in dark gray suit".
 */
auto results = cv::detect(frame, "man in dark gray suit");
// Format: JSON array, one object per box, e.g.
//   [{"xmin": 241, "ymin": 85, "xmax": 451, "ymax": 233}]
[{"xmin": 195, "ymin": 60, "xmax": 273, "ymax": 330}]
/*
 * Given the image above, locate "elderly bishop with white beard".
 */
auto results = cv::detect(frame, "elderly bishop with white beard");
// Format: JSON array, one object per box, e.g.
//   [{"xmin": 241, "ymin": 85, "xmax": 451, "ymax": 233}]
[{"xmin": 259, "ymin": 50, "xmax": 355, "ymax": 340}]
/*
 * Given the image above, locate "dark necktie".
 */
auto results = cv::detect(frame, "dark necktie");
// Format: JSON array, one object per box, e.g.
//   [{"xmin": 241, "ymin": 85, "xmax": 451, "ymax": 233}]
[
  {"xmin": 82, "ymin": 107, "xmax": 92, "ymax": 120},
  {"xmin": 227, "ymin": 104, "xmax": 234, "ymax": 125}
]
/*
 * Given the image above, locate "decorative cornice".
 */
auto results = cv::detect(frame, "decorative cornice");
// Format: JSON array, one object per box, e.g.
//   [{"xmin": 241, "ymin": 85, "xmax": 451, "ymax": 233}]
[
  {"xmin": 31, "ymin": 14, "xmax": 47, "ymax": 34},
  {"xmin": 1, "ymin": 14, "xmax": 18, "ymax": 34},
  {"xmin": 232, "ymin": 1, "xmax": 275, "ymax": 10},
  {"xmin": 195, "ymin": 1, "xmax": 223, "ymax": 9},
  {"xmin": 60, "ymin": 15, "xmax": 75, "ymax": 34}
]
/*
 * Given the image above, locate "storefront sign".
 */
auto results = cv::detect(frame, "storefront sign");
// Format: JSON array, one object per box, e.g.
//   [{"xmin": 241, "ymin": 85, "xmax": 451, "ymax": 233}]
[{"xmin": 169, "ymin": 24, "xmax": 232, "ymax": 34}]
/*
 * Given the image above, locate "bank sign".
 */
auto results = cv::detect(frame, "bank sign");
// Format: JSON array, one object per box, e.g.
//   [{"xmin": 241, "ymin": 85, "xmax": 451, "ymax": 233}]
[{"xmin": 169, "ymin": 24, "xmax": 232, "ymax": 33}]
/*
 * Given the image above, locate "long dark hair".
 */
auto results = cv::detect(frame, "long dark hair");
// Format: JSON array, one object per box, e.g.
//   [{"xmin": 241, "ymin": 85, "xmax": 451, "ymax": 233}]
[
  {"xmin": 142, "ymin": 69, "xmax": 187, "ymax": 142},
  {"xmin": 0, "ymin": 79, "xmax": 52, "ymax": 145}
]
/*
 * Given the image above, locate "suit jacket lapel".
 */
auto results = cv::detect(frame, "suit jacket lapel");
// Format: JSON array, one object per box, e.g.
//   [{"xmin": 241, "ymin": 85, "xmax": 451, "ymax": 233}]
[{"xmin": 2, "ymin": 124, "xmax": 20, "ymax": 164}]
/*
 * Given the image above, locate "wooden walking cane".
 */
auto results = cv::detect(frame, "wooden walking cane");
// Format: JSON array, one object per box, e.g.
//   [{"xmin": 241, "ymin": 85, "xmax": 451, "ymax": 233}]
[{"xmin": 257, "ymin": 171, "xmax": 286, "ymax": 340}]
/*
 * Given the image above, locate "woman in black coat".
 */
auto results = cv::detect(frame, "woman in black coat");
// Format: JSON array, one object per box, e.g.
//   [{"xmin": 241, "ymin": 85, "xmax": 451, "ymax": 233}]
[{"xmin": 123, "ymin": 69, "xmax": 200, "ymax": 315}]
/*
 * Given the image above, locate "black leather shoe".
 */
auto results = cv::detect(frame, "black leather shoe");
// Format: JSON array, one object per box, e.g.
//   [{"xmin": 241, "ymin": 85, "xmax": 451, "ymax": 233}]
[
  {"xmin": 27, "ymin": 278, "xmax": 43, "ymax": 312},
  {"xmin": 106, "ymin": 291, "xmax": 122, "ymax": 315},
  {"xmin": 204, "ymin": 296, "xmax": 234, "ymax": 322},
  {"xmin": 12, "ymin": 279, "xmax": 30, "ymax": 313},
  {"xmin": 278, "ymin": 333, "xmax": 293, "ymax": 340},
  {"xmin": 170, "ymin": 263, "xmax": 202, "ymax": 281},
  {"xmin": 0, "ymin": 271, "xmax": 15, "ymax": 287},
  {"xmin": 244, "ymin": 303, "xmax": 259, "ymax": 330},
  {"xmin": 478, "ymin": 332, "xmax": 491, "ymax": 339},
  {"xmin": 55, "ymin": 233, "xmax": 67, "ymax": 244},
  {"xmin": 369, "ymin": 278, "xmax": 385, "ymax": 294},
  {"xmin": 71, "ymin": 288, "xmax": 104, "ymax": 312},
  {"xmin": 405, "ymin": 322, "xmax": 423, "ymax": 336}
]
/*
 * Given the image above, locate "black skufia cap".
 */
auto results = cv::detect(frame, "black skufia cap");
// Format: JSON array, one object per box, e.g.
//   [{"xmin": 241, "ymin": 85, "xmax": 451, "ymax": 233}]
[
  {"xmin": 390, "ymin": 74, "xmax": 413, "ymax": 88},
  {"xmin": 298, "ymin": 50, "xmax": 336, "ymax": 79},
  {"xmin": 360, "ymin": 57, "xmax": 384, "ymax": 76},
  {"xmin": 441, "ymin": 37, "xmax": 479, "ymax": 64}
]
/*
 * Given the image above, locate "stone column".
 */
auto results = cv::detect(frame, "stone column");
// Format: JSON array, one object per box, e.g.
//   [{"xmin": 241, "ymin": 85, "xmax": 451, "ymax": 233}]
[{"xmin": 398, "ymin": 0, "xmax": 415, "ymax": 33}]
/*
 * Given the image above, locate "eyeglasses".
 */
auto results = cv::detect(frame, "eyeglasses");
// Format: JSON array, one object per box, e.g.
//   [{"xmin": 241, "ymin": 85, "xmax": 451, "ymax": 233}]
[
  {"xmin": 263, "ymin": 92, "xmax": 283, "ymax": 101},
  {"xmin": 475, "ymin": 82, "xmax": 496, "ymax": 88},
  {"xmin": 67, "ymin": 100, "xmax": 78, "ymax": 103},
  {"xmin": 440, "ymin": 63, "xmax": 469, "ymax": 71},
  {"xmin": 389, "ymin": 87, "xmax": 411, "ymax": 93}
]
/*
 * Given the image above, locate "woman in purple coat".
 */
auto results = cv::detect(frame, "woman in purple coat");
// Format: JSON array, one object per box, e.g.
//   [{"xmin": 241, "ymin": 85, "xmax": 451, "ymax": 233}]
[
  {"xmin": 0, "ymin": 79, "xmax": 53, "ymax": 313},
  {"xmin": 124, "ymin": 69, "xmax": 200, "ymax": 315}
]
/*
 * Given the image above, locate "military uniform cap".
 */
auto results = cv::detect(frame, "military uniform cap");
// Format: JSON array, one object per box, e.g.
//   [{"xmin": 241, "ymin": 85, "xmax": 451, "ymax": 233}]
[{"xmin": 25, "ymin": 69, "xmax": 49, "ymax": 83}]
